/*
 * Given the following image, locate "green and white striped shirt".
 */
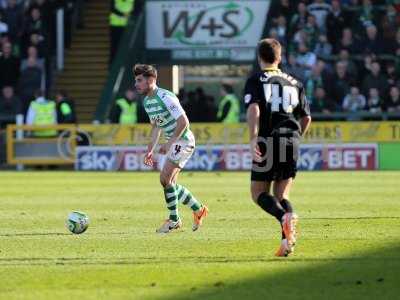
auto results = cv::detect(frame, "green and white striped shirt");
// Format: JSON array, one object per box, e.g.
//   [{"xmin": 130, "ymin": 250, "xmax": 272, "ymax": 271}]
[{"xmin": 143, "ymin": 87, "xmax": 192, "ymax": 141}]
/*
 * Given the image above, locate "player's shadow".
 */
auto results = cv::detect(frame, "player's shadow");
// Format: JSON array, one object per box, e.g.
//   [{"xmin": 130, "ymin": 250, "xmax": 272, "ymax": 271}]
[{"xmin": 157, "ymin": 242, "xmax": 400, "ymax": 300}]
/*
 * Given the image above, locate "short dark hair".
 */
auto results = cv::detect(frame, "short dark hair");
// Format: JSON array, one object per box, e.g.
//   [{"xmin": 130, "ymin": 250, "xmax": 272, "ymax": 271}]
[
  {"xmin": 133, "ymin": 64, "xmax": 157, "ymax": 78},
  {"xmin": 222, "ymin": 84, "xmax": 234, "ymax": 94},
  {"xmin": 57, "ymin": 90, "xmax": 68, "ymax": 98},
  {"xmin": 257, "ymin": 38, "xmax": 281, "ymax": 64}
]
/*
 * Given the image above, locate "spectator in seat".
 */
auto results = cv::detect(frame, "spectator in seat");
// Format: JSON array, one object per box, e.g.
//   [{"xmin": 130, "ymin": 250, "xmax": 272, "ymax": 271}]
[
  {"xmin": 362, "ymin": 61, "xmax": 388, "ymax": 99},
  {"xmin": 23, "ymin": 7, "xmax": 46, "ymax": 37},
  {"xmin": 386, "ymin": 61, "xmax": 399, "ymax": 87},
  {"xmin": 21, "ymin": 45, "xmax": 44, "ymax": 71},
  {"xmin": 0, "ymin": 85, "xmax": 21, "ymax": 118},
  {"xmin": 0, "ymin": 10, "xmax": 9, "ymax": 36},
  {"xmin": 18, "ymin": 56, "xmax": 42, "ymax": 112},
  {"xmin": 270, "ymin": 15, "xmax": 287, "ymax": 48},
  {"xmin": 28, "ymin": 0, "xmax": 51, "ymax": 28},
  {"xmin": 338, "ymin": 48, "xmax": 358, "ymax": 80},
  {"xmin": 305, "ymin": 64, "xmax": 325, "ymax": 104},
  {"xmin": 342, "ymin": 86, "xmax": 366, "ymax": 112},
  {"xmin": 316, "ymin": 59, "xmax": 334, "ymax": 86},
  {"xmin": 386, "ymin": 86, "xmax": 400, "ymax": 112},
  {"xmin": 380, "ymin": 5, "xmax": 399, "ymax": 52},
  {"xmin": 292, "ymin": 28, "xmax": 308, "ymax": 51},
  {"xmin": 311, "ymin": 87, "xmax": 336, "ymax": 113},
  {"xmin": 357, "ymin": 0, "xmax": 377, "ymax": 28},
  {"xmin": 326, "ymin": 0, "xmax": 347, "ymax": 47},
  {"xmin": 358, "ymin": 53, "xmax": 375, "ymax": 83},
  {"xmin": 23, "ymin": 31, "xmax": 47, "ymax": 59},
  {"xmin": 304, "ymin": 14, "xmax": 320, "ymax": 50},
  {"xmin": 361, "ymin": 24, "xmax": 382, "ymax": 55},
  {"xmin": 295, "ymin": 42, "xmax": 317, "ymax": 78},
  {"xmin": 0, "ymin": 33, "xmax": 19, "ymax": 56},
  {"xmin": 307, "ymin": 0, "xmax": 331, "ymax": 31},
  {"xmin": 289, "ymin": 2, "xmax": 309, "ymax": 37},
  {"xmin": 332, "ymin": 61, "xmax": 353, "ymax": 106},
  {"xmin": 283, "ymin": 53, "xmax": 305, "ymax": 82},
  {"xmin": 0, "ymin": 41, "xmax": 20, "ymax": 88},
  {"xmin": 55, "ymin": 90, "xmax": 76, "ymax": 124},
  {"xmin": 336, "ymin": 27, "xmax": 359, "ymax": 54},
  {"xmin": 367, "ymin": 88, "xmax": 382, "ymax": 113},
  {"xmin": 2, "ymin": 0, "xmax": 24, "ymax": 41},
  {"xmin": 314, "ymin": 34, "xmax": 332, "ymax": 59}
]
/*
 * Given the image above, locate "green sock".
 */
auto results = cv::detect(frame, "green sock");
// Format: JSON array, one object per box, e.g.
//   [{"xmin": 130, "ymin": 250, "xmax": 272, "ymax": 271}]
[
  {"xmin": 164, "ymin": 185, "xmax": 179, "ymax": 221},
  {"xmin": 176, "ymin": 184, "xmax": 202, "ymax": 212}
]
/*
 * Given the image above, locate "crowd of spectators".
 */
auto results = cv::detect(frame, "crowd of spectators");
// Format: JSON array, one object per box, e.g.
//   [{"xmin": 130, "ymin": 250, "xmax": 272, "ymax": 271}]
[
  {"xmin": 0, "ymin": 0, "xmax": 81, "ymax": 127},
  {"xmin": 177, "ymin": 87, "xmax": 218, "ymax": 122},
  {"xmin": 269, "ymin": 0, "xmax": 400, "ymax": 117},
  {"xmin": 1, "ymin": 0, "xmax": 400, "ymax": 127}
]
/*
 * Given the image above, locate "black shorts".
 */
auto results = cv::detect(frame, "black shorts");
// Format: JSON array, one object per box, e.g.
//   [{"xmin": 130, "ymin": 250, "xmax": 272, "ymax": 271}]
[{"xmin": 251, "ymin": 135, "xmax": 300, "ymax": 182}]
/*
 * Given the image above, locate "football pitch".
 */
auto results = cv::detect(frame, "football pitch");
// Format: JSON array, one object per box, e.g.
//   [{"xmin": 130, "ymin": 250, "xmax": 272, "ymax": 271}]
[{"xmin": 0, "ymin": 171, "xmax": 399, "ymax": 300}]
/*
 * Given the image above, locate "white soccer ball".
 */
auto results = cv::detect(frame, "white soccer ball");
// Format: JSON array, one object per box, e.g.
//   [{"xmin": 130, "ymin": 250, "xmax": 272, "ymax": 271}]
[{"xmin": 66, "ymin": 211, "xmax": 89, "ymax": 234}]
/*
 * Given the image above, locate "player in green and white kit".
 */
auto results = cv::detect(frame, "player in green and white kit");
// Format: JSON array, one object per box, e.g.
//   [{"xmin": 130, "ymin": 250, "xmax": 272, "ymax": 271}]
[{"xmin": 134, "ymin": 64, "xmax": 209, "ymax": 233}]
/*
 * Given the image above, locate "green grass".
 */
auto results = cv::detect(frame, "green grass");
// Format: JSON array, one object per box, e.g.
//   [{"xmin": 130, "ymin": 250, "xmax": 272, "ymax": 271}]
[{"xmin": 0, "ymin": 171, "xmax": 399, "ymax": 300}]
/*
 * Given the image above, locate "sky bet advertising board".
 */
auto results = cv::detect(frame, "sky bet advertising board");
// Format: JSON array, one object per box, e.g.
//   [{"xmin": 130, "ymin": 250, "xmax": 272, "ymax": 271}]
[{"xmin": 75, "ymin": 144, "xmax": 378, "ymax": 171}]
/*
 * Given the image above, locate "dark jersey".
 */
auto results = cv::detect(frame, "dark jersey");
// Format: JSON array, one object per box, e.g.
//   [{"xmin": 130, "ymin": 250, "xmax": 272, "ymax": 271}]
[{"xmin": 244, "ymin": 69, "xmax": 310, "ymax": 137}]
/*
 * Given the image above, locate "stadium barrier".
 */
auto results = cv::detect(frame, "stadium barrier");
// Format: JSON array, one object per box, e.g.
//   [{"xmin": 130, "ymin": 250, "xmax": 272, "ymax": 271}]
[
  {"xmin": 75, "ymin": 144, "xmax": 378, "ymax": 172},
  {"xmin": 6, "ymin": 122, "xmax": 400, "ymax": 169}
]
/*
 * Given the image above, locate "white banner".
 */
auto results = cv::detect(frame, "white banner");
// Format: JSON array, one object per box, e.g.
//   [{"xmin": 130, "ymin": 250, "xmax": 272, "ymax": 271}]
[{"xmin": 146, "ymin": 0, "xmax": 271, "ymax": 49}]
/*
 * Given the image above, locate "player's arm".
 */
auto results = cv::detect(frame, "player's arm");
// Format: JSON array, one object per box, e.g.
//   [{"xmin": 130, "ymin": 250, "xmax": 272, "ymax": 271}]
[
  {"xmin": 300, "ymin": 115, "xmax": 311, "ymax": 137},
  {"xmin": 297, "ymin": 86, "xmax": 312, "ymax": 137},
  {"xmin": 148, "ymin": 122, "xmax": 162, "ymax": 153},
  {"xmin": 144, "ymin": 122, "xmax": 161, "ymax": 166},
  {"xmin": 244, "ymin": 76, "xmax": 262, "ymax": 162},
  {"xmin": 247, "ymin": 103, "xmax": 262, "ymax": 162}
]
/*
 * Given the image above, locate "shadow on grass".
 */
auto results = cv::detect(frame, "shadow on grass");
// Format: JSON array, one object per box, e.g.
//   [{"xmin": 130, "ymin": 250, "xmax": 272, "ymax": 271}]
[
  {"xmin": 159, "ymin": 243, "xmax": 400, "ymax": 300},
  {"xmin": 0, "ymin": 232, "xmax": 70, "ymax": 237},
  {"xmin": 3, "ymin": 255, "xmax": 388, "ymax": 267},
  {"xmin": 0, "ymin": 232, "xmax": 136, "ymax": 238}
]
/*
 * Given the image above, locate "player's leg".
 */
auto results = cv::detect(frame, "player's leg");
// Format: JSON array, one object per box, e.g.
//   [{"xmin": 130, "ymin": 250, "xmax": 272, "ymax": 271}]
[
  {"xmin": 251, "ymin": 179, "xmax": 293, "ymax": 257},
  {"xmin": 250, "ymin": 180, "xmax": 286, "ymax": 223},
  {"xmin": 157, "ymin": 160, "xmax": 182, "ymax": 233},
  {"xmin": 273, "ymin": 178, "xmax": 294, "ymax": 240},
  {"xmin": 166, "ymin": 135, "xmax": 208, "ymax": 231},
  {"xmin": 273, "ymin": 178, "xmax": 294, "ymax": 212},
  {"xmin": 274, "ymin": 178, "xmax": 298, "ymax": 255},
  {"xmin": 175, "ymin": 183, "xmax": 208, "ymax": 231}
]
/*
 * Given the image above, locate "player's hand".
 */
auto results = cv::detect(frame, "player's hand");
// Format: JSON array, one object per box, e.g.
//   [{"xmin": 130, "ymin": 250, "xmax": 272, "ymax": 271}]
[
  {"xmin": 144, "ymin": 151, "xmax": 154, "ymax": 166},
  {"xmin": 251, "ymin": 142, "xmax": 262, "ymax": 163}
]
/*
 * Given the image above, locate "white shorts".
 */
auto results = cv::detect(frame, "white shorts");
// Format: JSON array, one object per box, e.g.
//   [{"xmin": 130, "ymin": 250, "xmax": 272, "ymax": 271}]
[{"xmin": 166, "ymin": 132, "xmax": 195, "ymax": 168}]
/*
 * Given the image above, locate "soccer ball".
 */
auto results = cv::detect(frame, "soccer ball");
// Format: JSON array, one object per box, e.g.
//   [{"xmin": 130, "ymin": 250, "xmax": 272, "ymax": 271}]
[{"xmin": 66, "ymin": 211, "xmax": 89, "ymax": 234}]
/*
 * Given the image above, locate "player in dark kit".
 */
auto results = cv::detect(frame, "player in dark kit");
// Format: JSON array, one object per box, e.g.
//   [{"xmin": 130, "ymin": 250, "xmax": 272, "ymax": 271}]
[{"xmin": 244, "ymin": 39, "xmax": 312, "ymax": 257}]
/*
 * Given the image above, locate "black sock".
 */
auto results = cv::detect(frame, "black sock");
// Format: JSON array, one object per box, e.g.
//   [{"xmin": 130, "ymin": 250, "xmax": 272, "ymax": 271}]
[
  {"xmin": 280, "ymin": 199, "xmax": 293, "ymax": 213},
  {"xmin": 256, "ymin": 193, "xmax": 285, "ymax": 222}
]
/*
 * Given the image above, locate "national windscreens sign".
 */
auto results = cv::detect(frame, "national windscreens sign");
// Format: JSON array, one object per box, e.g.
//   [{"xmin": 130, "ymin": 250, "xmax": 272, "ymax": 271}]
[{"xmin": 146, "ymin": 1, "xmax": 271, "ymax": 61}]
